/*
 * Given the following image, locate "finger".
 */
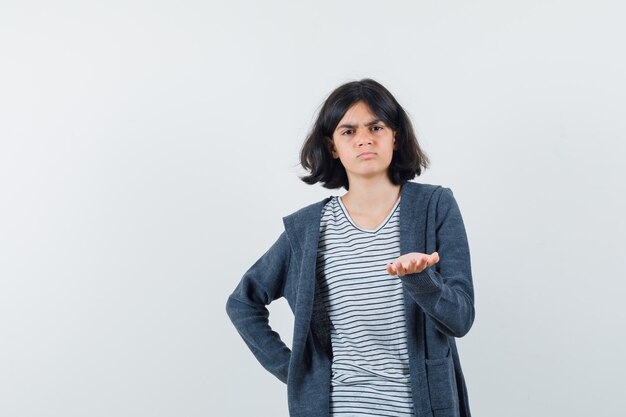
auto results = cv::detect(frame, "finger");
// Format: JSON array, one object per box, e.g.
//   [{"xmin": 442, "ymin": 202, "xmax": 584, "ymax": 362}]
[
  {"xmin": 386, "ymin": 263, "xmax": 396, "ymax": 275},
  {"xmin": 430, "ymin": 252, "xmax": 440, "ymax": 264},
  {"xmin": 396, "ymin": 262, "xmax": 405, "ymax": 276}
]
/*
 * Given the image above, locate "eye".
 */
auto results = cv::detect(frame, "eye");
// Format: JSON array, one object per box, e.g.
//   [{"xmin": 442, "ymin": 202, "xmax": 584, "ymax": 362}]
[
  {"xmin": 371, "ymin": 125, "xmax": 384, "ymax": 132},
  {"xmin": 341, "ymin": 129, "xmax": 353, "ymax": 136}
]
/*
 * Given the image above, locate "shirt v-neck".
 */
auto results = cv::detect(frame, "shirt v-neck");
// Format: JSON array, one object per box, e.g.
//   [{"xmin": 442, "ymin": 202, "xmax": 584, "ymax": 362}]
[{"xmin": 337, "ymin": 195, "xmax": 401, "ymax": 233}]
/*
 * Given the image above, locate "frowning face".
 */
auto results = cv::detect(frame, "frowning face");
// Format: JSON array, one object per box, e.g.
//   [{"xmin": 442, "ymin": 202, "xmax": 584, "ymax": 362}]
[{"xmin": 329, "ymin": 101, "xmax": 397, "ymax": 184}]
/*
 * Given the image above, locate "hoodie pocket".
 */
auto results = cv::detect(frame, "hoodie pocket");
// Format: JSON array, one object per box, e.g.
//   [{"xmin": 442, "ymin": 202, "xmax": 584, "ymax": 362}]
[{"xmin": 425, "ymin": 351, "xmax": 459, "ymax": 411}]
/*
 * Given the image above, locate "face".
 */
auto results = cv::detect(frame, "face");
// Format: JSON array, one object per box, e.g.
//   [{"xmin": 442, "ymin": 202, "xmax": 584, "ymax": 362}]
[{"xmin": 329, "ymin": 101, "xmax": 397, "ymax": 184}]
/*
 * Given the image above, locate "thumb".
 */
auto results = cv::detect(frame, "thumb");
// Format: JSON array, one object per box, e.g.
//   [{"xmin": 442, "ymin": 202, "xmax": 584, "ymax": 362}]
[{"xmin": 430, "ymin": 252, "xmax": 440, "ymax": 264}]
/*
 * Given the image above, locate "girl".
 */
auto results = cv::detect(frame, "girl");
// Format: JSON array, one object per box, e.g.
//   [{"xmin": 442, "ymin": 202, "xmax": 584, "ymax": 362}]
[{"xmin": 226, "ymin": 79, "xmax": 475, "ymax": 417}]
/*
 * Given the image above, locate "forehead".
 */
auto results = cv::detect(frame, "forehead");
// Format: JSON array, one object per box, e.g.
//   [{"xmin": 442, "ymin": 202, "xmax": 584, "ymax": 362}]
[{"xmin": 337, "ymin": 101, "xmax": 379, "ymax": 124}]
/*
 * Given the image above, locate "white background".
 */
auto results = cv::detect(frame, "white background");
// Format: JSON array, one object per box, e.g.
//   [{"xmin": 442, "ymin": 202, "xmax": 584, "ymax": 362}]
[{"xmin": 1, "ymin": 1, "xmax": 625, "ymax": 416}]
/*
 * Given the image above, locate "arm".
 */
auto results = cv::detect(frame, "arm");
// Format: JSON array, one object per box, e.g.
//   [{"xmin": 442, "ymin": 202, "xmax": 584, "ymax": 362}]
[
  {"xmin": 395, "ymin": 188, "xmax": 475, "ymax": 337},
  {"xmin": 225, "ymin": 231, "xmax": 293, "ymax": 383}
]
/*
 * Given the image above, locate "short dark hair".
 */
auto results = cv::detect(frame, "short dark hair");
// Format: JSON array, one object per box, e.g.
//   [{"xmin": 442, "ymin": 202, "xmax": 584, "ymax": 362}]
[{"xmin": 300, "ymin": 78, "xmax": 429, "ymax": 190}]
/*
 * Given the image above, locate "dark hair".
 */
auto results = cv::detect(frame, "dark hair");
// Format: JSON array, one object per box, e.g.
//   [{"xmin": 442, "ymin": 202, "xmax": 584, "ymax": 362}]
[{"xmin": 300, "ymin": 78, "xmax": 429, "ymax": 190}]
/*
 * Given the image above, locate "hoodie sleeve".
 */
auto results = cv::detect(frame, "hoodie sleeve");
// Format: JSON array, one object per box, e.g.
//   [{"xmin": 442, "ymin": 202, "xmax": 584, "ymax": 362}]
[
  {"xmin": 225, "ymin": 231, "xmax": 292, "ymax": 383},
  {"xmin": 399, "ymin": 187, "xmax": 475, "ymax": 338}
]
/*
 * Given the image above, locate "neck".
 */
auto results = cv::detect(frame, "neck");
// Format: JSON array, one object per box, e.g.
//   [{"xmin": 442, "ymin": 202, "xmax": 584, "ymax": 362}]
[{"xmin": 342, "ymin": 176, "xmax": 401, "ymax": 210}]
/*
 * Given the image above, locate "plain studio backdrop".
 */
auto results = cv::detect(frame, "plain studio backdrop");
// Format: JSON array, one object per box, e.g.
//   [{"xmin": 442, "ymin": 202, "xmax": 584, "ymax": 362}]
[{"xmin": 1, "ymin": 1, "xmax": 624, "ymax": 416}]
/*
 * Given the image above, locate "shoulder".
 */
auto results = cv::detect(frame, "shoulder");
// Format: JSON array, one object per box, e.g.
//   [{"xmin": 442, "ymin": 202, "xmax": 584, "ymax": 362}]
[
  {"xmin": 281, "ymin": 196, "xmax": 333, "ymax": 245},
  {"xmin": 401, "ymin": 181, "xmax": 447, "ymax": 203},
  {"xmin": 411, "ymin": 183, "xmax": 465, "ymax": 228},
  {"xmin": 401, "ymin": 181, "xmax": 461, "ymax": 218}
]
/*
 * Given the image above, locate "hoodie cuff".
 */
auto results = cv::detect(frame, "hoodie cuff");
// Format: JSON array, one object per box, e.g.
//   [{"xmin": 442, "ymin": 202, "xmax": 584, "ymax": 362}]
[{"xmin": 398, "ymin": 268, "xmax": 442, "ymax": 293}]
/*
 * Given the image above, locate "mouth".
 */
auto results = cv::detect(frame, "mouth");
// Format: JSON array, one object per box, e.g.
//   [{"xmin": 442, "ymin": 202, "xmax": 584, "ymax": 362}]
[{"xmin": 358, "ymin": 152, "xmax": 377, "ymax": 158}]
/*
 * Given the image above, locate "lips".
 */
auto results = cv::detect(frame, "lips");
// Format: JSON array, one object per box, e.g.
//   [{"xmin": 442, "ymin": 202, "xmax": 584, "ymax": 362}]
[{"xmin": 358, "ymin": 152, "xmax": 376, "ymax": 158}]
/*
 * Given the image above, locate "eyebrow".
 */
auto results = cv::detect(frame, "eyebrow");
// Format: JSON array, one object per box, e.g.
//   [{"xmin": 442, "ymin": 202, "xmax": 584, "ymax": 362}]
[{"xmin": 335, "ymin": 119, "xmax": 384, "ymax": 131}]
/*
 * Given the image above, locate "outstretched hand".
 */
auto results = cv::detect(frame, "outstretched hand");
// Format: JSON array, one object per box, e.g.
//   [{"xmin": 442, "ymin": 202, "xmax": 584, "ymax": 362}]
[{"xmin": 386, "ymin": 252, "xmax": 440, "ymax": 276}]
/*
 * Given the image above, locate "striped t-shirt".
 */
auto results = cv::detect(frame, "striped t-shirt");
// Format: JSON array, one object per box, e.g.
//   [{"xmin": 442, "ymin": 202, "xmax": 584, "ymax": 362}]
[{"xmin": 316, "ymin": 196, "xmax": 414, "ymax": 417}]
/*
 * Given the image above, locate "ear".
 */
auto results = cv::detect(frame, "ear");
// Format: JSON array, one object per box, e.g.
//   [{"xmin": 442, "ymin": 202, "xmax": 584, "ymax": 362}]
[
  {"xmin": 325, "ymin": 137, "xmax": 339, "ymax": 159},
  {"xmin": 393, "ymin": 132, "xmax": 398, "ymax": 150}
]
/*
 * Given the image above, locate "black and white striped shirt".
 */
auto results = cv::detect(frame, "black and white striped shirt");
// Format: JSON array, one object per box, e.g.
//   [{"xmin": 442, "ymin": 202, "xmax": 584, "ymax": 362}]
[{"xmin": 317, "ymin": 196, "xmax": 414, "ymax": 417}]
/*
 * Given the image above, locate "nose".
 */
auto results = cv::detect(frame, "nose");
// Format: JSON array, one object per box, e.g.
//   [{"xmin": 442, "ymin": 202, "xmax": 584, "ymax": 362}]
[{"xmin": 355, "ymin": 129, "xmax": 373, "ymax": 147}]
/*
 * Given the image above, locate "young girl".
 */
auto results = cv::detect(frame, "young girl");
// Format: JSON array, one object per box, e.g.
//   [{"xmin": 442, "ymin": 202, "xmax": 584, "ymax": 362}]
[{"xmin": 226, "ymin": 79, "xmax": 475, "ymax": 417}]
